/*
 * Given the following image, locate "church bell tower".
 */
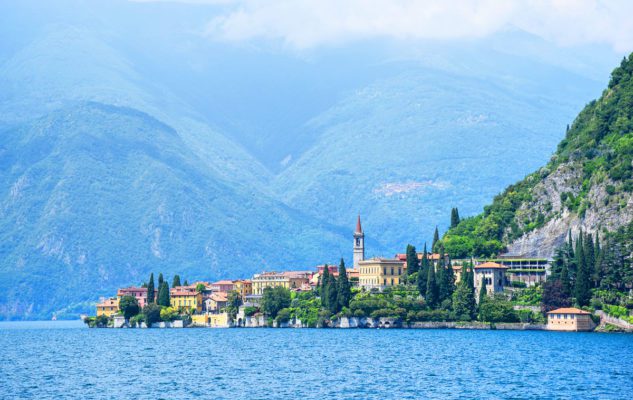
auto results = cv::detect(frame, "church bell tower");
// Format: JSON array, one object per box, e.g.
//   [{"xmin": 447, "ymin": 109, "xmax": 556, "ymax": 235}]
[{"xmin": 353, "ymin": 214, "xmax": 365, "ymax": 268}]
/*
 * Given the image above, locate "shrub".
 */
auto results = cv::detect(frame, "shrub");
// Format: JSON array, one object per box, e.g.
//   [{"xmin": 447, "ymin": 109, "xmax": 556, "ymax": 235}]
[
  {"xmin": 160, "ymin": 307, "xmax": 178, "ymax": 322},
  {"xmin": 143, "ymin": 303, "xmax": 162, "ymax": 326},
  {"xmin": 130, "ymin": 314, "xmax": 145, "ymax": 327},
  {"xmin": 511, "ymin": 281, "xmax": 527, "ymax": 288},
  {"xmin": 275, "ymin": 308, "xmax": 292, "ymax": 323},
  {"xmin": 243, "ymin": 306, "xmax": 258, "ymax": 317}
]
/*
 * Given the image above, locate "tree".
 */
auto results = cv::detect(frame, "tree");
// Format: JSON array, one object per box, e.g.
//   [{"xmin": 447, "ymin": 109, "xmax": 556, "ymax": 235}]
[
  {"xmin": 261, "ymin": 286, "xmax": 291, "ymax": 318},
  {"xmin": 574, "ymin": 233, "xmax": 591, "ymax": 307},
  {"xmin": 541, "ymin": 280, "xmax": 572, "ymax": 313},
  {"xmin": 450, "ymin": 207, "xmax": 461, "ymax": 228},
  {"xmin": 326, "ymin": 272, "xmax": 339, "ymax": 314},
  {"xmin": 432, "ymin": 226, "xmax": 440, "ymax": 252},
  {"xmin": 417, "ymin": 243, "xmax": 429, "ymax": 296},
  {"xmin": 147, "ymin": 273, "xmax": 155, "ymax": 304},
  {"xmin": 406, "ymin": 244, "xmax": 419, "ymax": 275},
  {"xmin": 337, "ymin": 258, "xmax": 351, "ymax": 309},
  {"xmin": 452, "ymin": 264, "xmax": 476, "ymax": 320},
  {"xmin": 157, "ymin": 282, "xmax": 170, "ymax": 307},
  {"xmin": 172, "ymin": 275, "xmax": 181, "ymax": 288},
  {"xmin": 426, "ymin": 263, "xmax": 439, "ymax": 308},
  {"xmin": 158, "ymin": 273, "xmax": 164, "ymax": 287},
  {"xmin": 437, "ymin": 246, "xmax": 454, "ymax": 303},
  {"xmin": 320, "ymin": 265, "xmax": 330, "ymax": 302},
  {"xmin": 184, "ymin": 280, "xmax": 189, "ymax": 286},
  {"xmin": 226, "ymin": 290, "xmax": 242, "ymax": 318},
  {"xmin": 478, "ymin": 276, "xmax": 488, "ymax": 305},
  {"xmin": 196, "ymin": 283, "xmax": 206, "ymax": 293},
  {"xmin": 143, "ymin": 303, "xmax": 162, "ymax": 326},
  {"xmin": 478, "ymin": 296, "xmax": 518, "ymax": 323},
  {"xmin": 560, "ymin": 263, "xmax": 572, "ymax": 298},
  {"xmin": 119, "ymin": 295, "xmax": 140, "ymax": 320}
]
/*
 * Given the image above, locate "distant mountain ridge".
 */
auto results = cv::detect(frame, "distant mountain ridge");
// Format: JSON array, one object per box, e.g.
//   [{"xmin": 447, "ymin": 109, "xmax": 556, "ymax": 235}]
[{"xmin": 0, "ymin": 1, "xmax": 621, "ymax": 319}]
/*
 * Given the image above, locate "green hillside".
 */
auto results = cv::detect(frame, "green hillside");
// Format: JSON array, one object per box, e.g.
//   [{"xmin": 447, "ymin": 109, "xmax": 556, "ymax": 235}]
[{"xmin": 441, "ymin": 54, "xmax": 633, "ymax": 258}]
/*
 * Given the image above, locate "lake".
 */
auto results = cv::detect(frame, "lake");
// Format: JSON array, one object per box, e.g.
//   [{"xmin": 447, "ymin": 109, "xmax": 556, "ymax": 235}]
[{"xmin": 1, "ymin": 321, "xmax": 632, "ymax": 399}]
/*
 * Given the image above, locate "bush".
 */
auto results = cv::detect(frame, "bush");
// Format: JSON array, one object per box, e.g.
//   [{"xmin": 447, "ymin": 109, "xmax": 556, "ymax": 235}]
[
  {"xmin": 130, "ymin": 314, "xmax": 145, "ymax": 327},
  {"xmin": 143, "ymin": 303, "xmax": 162, "ymax": 326},
  {"xmin": 243, "ymin": 306, "xmax": 258, "ymax": 317},
  {"xmin": 160, "ymin": 307, "xmax": 178, "ymax": 322},
  {"xmin": 95, "ymin": 314, "xmax": 109, "ymax": 327},
  {"xmin": 414, "ymin": 310, "xmax": 450, "ymax": 322},
  {"xmin": 275, "ymin": 308, "xmax": 292, "ymax": 323},
  {"xmin": 479, "ymin": 297, "xmax": 519, "ymax": 323},
  {"xmin": 511, "ymin": 281, "xmax": 527, "ymax": 288}
]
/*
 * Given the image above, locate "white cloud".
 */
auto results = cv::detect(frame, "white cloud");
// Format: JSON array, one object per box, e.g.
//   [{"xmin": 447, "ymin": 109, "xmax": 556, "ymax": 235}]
[{"xmin": 196, "ymin": 0, "xmax": 633, "ymax": 52}]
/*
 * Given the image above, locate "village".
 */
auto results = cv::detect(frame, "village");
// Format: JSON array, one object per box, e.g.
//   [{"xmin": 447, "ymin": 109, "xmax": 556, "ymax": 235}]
[{"xmin": 89, "ymin": 216, "xmax": 626, "ymax": 332}]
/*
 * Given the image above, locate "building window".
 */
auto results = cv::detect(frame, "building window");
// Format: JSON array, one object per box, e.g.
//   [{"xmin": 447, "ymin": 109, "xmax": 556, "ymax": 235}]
[
  {"xmin": 391, "ymin": 268, "xmax": 394, "ymax": 275},
  {"xmin": 398, "ymin": 268, "xmax": 401, "ymax": 275}
]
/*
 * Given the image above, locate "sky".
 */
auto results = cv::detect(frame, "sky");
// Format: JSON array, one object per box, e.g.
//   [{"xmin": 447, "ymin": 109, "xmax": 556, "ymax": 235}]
[{"xmin": 131, "ymin": 0, "xmax": 633, "ymax": 53}]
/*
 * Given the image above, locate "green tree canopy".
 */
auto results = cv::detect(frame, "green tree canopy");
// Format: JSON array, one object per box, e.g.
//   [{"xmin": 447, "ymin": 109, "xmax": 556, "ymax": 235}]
[
  {"xmin": 147, "ymin": 273, "xmax": 155, "ymax": 304},
  {"xmin": 261, "ymin": 286, "xmax": 291, "ymax": 318},
  {"xmin": 119, "ymin": 295, "xmax": 140, "ymax": 320}
]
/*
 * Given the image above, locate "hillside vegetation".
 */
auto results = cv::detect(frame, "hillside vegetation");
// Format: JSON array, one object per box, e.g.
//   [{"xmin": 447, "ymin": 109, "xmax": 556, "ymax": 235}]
[{"xmin": 441, "ymin": 54, "xmax": 633, "ymax": 258}]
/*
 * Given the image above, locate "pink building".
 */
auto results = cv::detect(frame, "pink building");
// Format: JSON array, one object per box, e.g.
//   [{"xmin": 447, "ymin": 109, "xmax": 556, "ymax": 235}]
[{"xmin": 117, "ymin": 287, "xmax": 155, "ymax": 308}]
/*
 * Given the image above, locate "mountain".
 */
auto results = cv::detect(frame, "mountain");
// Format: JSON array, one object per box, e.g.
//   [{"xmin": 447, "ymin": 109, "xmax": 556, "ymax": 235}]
[
  {"xmin": 0, "ymin": 1, "xmax": 622, "ymax": 319},
  {"xmin": 274, "ymin": 59, "xmax": 603, "ymax": 252},
  {"xmin": 441, "ymin": 54, "xmax": 633, "ymax": 258}
]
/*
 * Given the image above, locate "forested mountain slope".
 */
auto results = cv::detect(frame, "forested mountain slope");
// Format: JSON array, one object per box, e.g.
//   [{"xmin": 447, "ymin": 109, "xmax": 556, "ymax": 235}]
[{"xmin": 442, "ymin": 54, "xmax": 633, "ymax": 258}]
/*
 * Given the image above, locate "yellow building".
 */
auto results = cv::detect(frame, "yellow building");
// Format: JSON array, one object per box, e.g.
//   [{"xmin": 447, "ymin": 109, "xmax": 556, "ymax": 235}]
[
  {"xmin": 233, "ymin": 280, "xmax": 253, "ymax": 301},
  {"xmin": 96, "ymin": 298, "xmax": 119, "ymax": 317},
  {"xmin": 170, "ymin": 288, "xmax": 202, "ymax": 313},
  {"xmin": 358, "ymin": 258, "xmax": 405, "ymax": 290},
  {"xmin": 547, "ymin": 308, "xmax": 594, "ymax": 331},
  {"xmin": 191, "ymin": 312, "xmax": 230, "ymax": 328},
  {"xmin": 251, "ymin": 271, "xmax": 311, "ymax": 295}
]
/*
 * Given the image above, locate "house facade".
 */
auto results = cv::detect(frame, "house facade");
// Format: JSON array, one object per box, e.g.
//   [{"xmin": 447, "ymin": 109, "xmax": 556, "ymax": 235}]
[
  {"xmin": 96, "ymin": 298, "xmax": 119, "ymax": 317},
  {"xmin": 547, "ymin": 307, "xmax": 595, "ymax": 331},
  {"xmin": 474, "ymin": 262, "xmax": 509, "ymax": 299},
  {"xmin": 358, "ymin": 258, "xmax": 405, "ymax": 290}
]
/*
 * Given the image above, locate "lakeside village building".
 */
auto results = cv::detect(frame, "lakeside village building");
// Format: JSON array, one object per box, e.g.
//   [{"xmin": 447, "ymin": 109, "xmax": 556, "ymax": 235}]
[{"xmin": 98, "ymin": 215, "xmax": 573, "ymax": 328}]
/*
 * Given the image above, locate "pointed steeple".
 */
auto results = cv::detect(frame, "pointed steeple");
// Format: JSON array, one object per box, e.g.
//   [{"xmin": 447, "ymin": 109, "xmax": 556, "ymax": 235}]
[{"xmin": 355, "ymin": 214, "xmax": 363, "ymax": 234}]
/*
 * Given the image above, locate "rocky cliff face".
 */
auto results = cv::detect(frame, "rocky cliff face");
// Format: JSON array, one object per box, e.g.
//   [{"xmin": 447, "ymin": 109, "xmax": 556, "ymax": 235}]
[{"xmin": 505, "ymin": 162, "xmax": 633, "ymax": 257}]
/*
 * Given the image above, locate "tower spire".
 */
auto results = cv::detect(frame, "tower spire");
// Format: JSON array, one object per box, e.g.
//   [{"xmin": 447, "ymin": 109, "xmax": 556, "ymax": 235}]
[
  {"xmin": 353, "ymin": 214, "xmax": 365, "ymax": 268},
  {"xmin": 355, "ymin": 214, "xmax": 363, "ymax": 234}
]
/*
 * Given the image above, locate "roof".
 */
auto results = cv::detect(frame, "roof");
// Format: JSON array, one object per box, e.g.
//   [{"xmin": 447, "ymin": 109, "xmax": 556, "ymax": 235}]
[
  {"xmin": 474, "ymin": 262, "xmax": 509, "ymax": 269},
  {"xmin": 117, "ymin": 287, "xmax": 147, "ymax": 294},
  {"xmin": 547, "ymin": 307, "xmax": 591, "ymax": 315},
  {"xmin": 171, "ymin": 289, "xmax": 198, "ymax": 297},
  {"xmin": 213, "ymin": 280, "xmax": 234, "ymax": 285},
  {"xmin": 358, "ymin": 257, "xmax": 404, "ymax": 265},
  {"xmin": 282, "ymin": 271, "xmax": 312, "ymax": 278},
  {"xmin": 355, "ymin": 214, "xmax": 363, "ymax": 233},
  {"xmin": 211, "ymin": 292, "xmax": 228, "ymax": 302},
  {"xmin": 97, "ymin": 298, "xmax": 118, "ymax": 307}
]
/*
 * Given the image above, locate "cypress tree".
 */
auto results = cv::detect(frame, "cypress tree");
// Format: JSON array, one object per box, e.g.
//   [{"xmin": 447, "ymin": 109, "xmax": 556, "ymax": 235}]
[
  {"xmin": 320, "ymin": 265, "xmax": 330, "ymax": 306},
  {"xmin": 574, "ymin": 234, "xmax": 592, "ymax": 307},
  {"xmin": 560, "ymin": 263, "xmax": 572, "ymax": 298},
  {"xmin": 158, "ymin": 273, "xmax": 164, "ymax": 287},
  {"xmin": 158, "ymin": 281, "xmax": 170, "ymax": 307},
  {"xmin": 326, "ymin": 272, "xmax": 339, "ymax": 314},
  {"xmin": 172, "ymin": 274, "xmax": 181, "ymax": 288},
  {"xmin": 450, "ymin": 207, "xmax": 461, "ymax": 228},
  {"xmin": 147, "ymin": 273, "xmax": 155, "ymax": 304},
  {"xmin": 432, "ymin": 226, "xmax": 440, "ymax": 252},
  {"xmin": 426, "ymin": 263, "xmax": 439, "ymax": 308},
  {"xmin": 452, "ymin": 264, "xmax": 476, "ymax": 320},
  {"xmin": 417, "ymin": 243, "xmax": 429, "ymax": 296},
  {"xmin": 478, "ymin": 276, "xmax": 488, "ymax": 305},
  {"xmin": 584, "ymin": 233, "xmax": 595, "ymax": 287},
  {"xmin": 183, "ymin": 279, "xmax": 189, "ymax": 286},
  {"xmin": 437, "ymin": 246, "xmax": 454, "ymax": 303},
  {"xmin": 337, "ymin": 258, "xmax": 351, "ymax": 309},
  {"xmin": 406, "ymin": 244, "xmax": 419, "ymax": 275}
]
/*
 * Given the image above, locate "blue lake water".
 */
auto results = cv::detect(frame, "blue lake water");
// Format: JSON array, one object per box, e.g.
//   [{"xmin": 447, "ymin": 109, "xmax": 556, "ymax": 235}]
[{"xmin": 1, "ymin": 321, "xmax": 632, "ymax": 399}]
